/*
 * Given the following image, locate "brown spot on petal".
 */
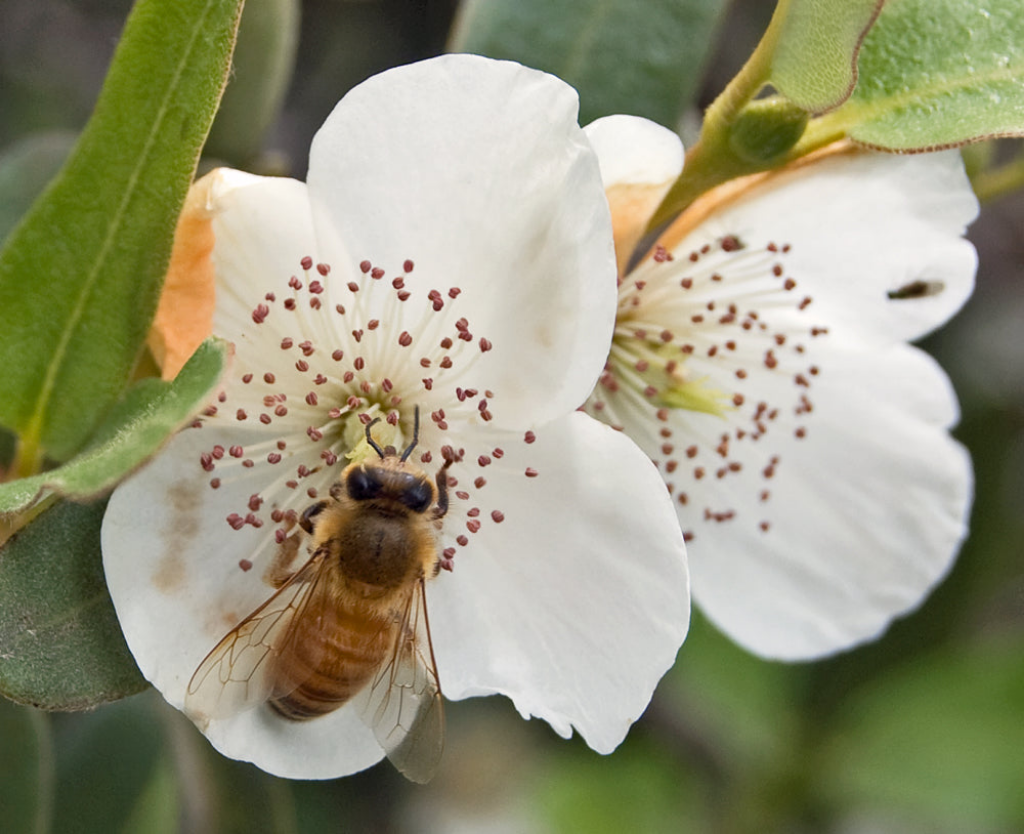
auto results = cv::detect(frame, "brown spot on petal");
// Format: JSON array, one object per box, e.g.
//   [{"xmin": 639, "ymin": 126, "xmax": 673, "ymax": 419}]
[{"xmin": 154, "ymin": 481, "xmax": 201, "ymax": 593}]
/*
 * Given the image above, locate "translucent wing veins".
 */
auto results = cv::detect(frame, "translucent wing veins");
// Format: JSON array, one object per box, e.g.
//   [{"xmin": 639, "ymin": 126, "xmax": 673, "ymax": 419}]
[
  {"xmin": 354, "ymin": 576, "xmax": 444, "ymax": 784},
  {"xmin": 184, "ymin": 551, "xmax": 326, "ymax": 723}
]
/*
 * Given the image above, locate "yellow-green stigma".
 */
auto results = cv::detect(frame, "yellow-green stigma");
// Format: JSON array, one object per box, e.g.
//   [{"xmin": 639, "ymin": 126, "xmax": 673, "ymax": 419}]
[
  {"xmin": 604, "ymin": 335, "xmax": 732, "ymax": 420},
  {"xmin": 342, "ymin": 404, "xmax": 406, "ymax": 464}
]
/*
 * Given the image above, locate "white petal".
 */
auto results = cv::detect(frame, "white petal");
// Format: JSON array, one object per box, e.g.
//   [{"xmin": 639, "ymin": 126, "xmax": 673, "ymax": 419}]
[
  {"xmin": 201, "ymin": 170, "xmax": 353, "ymax": 383},
  {"xmin": 306, "ymin": 55, "xmax": 617, "ymax": 428},
  {"xmin": 678, "ymin": 345, "xmax": 970, "ymax": 659},
  {"xmin": 692, "ymin": 149, "xmax": 978, "ymax": 345},
  {"xmin": 202, "ymin": 699, "xmax": 383, "ymax": 780},
  {"xmin": 101, "ymin": 424, "xmax": 383, "ymax": 778},
  {"xmin": 585, "ymin": 115, "xmax": 684, "ymax": 188},
  {"xmin": 589, "ymin": 147, "xmax": 978, "ymax": 657},
  {"xmin": 426, "ymin": 412, "xmax": 689, "ymax": 752},
  {"xmin": 585, "ymin": 115, "xmax": 684, "ymax": 273}
]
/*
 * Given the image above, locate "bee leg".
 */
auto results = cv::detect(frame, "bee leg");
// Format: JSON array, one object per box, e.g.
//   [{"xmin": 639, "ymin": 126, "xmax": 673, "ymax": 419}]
[
  {"xmin": 263, "ymin": 530, "xmax": 305, "ymax": 588},
  {"xmin": 299, "ymin": 500, "xmax": 329, "ymax": 534},
  {"xmin": 263, "ymin": 500, "xmax": 325, "ymax": 589},
  {"xmin": 432, "ymin": 458, "xmax": 454, "ymax": 520}
]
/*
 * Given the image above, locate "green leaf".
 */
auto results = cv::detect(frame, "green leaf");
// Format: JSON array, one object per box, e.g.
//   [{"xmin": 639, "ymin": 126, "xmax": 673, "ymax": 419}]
[
  {"xmin": 770, "ymin": 0, "xmax": 884, "ymax": 113},
  {"xmin": 119, "ymin": 756, "xmax": 178, "ymax": 834},
  {"xmin": 0, "ymin": 0, "xmax": 243, "ymax": 464},
  {"xmin": 1, "ymin": 426, "xmax": 15, "ymax": 473},
  {"xmin": 663, "ymin": 611, "xmax": 805, "ymax": 772},
  {"xmin": 0, "ymin": 337, "xmax": 228, "ymax": 515},
  {"xmin": 450, "ymin": 0, "xmax": 730, "ymax": 126},
  {"xmin": 51, "ymin": 693, "xmax": 168, "ymax": 834},
  {"xmin": 536, "ymin": 738, "xmax": 711, "ymax": 834},
  {"xmin": 0, "ymin": 131, "xmax": 76, "ymax": 244},
  {"xmin": 161, "ymin": 703, "xmax": 298, "ymax": 834},
  {"xmin": 819, "ymin": 639, "xmax": 1024, "ymax": 830},
  {"xmin": 203, "ymin": 753, "xmax": 299, "ymax": 834},
  {"xmin": 205, "ymin": 0, "xmax": 301, "ymax": 166},
  {"xmin": 0, "ymin": 699, "xmax": 53, "ymax": 834},
  {"xmin": 832, "ymin": 0, "xmax": 1024, "ymax": 149},
  {"xmin": 0, "ymin": 498, "xmax": 147, "ymax": 709}
]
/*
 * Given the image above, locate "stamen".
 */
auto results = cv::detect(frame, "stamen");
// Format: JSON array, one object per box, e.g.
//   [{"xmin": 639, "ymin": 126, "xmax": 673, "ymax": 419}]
[{"xmin": 589, "ymin": 232, "xmax": 829, "ymax": 540}]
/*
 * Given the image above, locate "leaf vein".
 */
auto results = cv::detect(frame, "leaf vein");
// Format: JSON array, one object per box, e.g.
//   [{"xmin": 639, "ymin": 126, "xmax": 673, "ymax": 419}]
[{"xmin": 28, "ymin": 0, "xmax": 222, "ymax": 453}]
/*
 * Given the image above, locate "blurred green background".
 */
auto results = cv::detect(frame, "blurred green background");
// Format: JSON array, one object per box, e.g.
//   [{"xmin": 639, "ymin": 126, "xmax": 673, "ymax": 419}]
[{"xmin": 1, "ymin": 1, "xmax": 1022, "ymax": 832}]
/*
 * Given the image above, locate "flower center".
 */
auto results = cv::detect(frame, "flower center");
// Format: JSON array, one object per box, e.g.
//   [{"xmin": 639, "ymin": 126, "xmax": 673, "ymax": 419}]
[
  {"xmin": 584, "ymin": 234, "xmax": 827, "ymax": 542},
  {"xmin": 189, "ymin": 254, "xmax": 537, "ymax": 572}
]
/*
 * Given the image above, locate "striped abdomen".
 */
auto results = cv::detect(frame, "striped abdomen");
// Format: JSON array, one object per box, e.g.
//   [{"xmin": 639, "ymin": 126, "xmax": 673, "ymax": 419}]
[{"xmin": 269, "ymin": 594, "xmax": 397, "ymax": 720}]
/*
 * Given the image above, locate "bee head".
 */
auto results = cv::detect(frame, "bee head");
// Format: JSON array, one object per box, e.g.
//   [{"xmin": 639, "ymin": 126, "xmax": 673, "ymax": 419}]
[{"xmin": 344, "ymin": 464, "xmax": 434, "ymax": 513}]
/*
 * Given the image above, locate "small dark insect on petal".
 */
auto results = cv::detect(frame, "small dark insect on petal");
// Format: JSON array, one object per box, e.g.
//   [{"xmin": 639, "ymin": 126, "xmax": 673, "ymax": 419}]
[{"xmin": 887, "ymin": 280, "xmax": 945, "ymax": 300}]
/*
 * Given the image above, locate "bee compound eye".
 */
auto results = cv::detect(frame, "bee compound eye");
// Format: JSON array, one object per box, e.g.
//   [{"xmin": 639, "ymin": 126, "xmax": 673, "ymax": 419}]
[
  {"xmin": 399, "ymin": 477, "xmax": 434, "ymax": 513},
  {"xmin": 346, "ymin": 466, "xmax": 383, "ymax": 501}
]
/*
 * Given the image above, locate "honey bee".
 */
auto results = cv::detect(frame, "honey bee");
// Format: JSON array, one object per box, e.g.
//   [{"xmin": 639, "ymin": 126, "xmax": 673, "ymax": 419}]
[{"xmin": 185, "ymin": 408, "xmax": 453, "ymax": 783}]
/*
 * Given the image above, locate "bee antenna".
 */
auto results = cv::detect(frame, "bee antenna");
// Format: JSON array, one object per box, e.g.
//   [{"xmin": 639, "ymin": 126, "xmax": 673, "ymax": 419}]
[
  {"xmin": 365, "ymin": 417, "xmax": 386, "ymax": 459},
  {"xmin": 399, "ymin": 406, "xmax": 420, "ymax": 462}
]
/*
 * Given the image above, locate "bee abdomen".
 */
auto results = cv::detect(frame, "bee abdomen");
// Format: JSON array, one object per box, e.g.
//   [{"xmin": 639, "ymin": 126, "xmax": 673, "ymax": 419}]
[{"xmin": 269, "ymin": 609, "xmax": 394, "ymax": 721}]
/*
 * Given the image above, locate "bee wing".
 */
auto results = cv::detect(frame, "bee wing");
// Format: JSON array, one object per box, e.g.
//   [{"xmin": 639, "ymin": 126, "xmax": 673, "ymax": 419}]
[
  {"xmin": 355, "ymin": 576, "xmax": 445, "ymax": 784},
  {"xmin": 184, "ymin": 551, "xmax": 327, "ymax": 723}
]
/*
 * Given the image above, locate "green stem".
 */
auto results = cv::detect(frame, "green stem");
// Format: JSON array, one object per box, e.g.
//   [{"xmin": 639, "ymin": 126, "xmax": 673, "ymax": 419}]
[
  {"xmin": 647, "ymin": 0, "xmax": 793, "ymax": 229},
  {"xmin": 969, "ymin": 153, "xmax": 1024, "ymax": 204}
]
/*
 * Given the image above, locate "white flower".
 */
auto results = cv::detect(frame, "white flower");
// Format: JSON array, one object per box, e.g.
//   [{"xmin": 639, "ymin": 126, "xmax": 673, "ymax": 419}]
[
  {"xmin": 100, "ymin": 57, "xmax": 689, "ymax": 780},
  {"xmin": 583, "ymin": 116, "xmax": 977, "ymax": 660}
]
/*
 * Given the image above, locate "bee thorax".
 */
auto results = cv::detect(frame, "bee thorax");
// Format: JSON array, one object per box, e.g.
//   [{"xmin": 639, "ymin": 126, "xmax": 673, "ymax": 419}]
[{"xmin": 331, "ymin": 510, "xmax": 425, "ymax": 588}]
